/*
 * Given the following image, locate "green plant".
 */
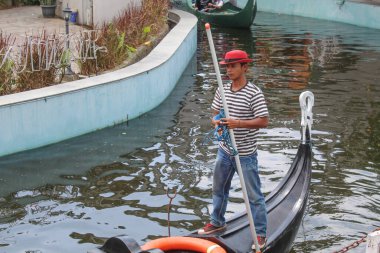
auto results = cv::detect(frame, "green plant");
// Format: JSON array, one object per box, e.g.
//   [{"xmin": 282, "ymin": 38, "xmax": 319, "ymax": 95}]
[
  {"xmin": 117, "ymin": 0, "xmax": 169, "ymax": 46},
  {"xmin": 39, "ymin": 0, "xmax": 56, "ymax": 5},
  {"xmin": 1, "ymin": 0, "xmax": 170, "ymax": 95},
  {"xmin": 79, "ymin": 0, "xmax": 169, "ymax": 76},
  {"xmin": 7, "ymin": 0, "xmax": 40, "ymax": 5},
  {"xmin": 15, "ymin": 32, "xmax": 66, "ymax": 92},
  {"xmin": 78, "ymin": 24, "xmax": 130, "ymax": 75},
  {"xmin": 0, "ymin": 31, "xmax": 16, "ymax": 95},
  {"xmin": 23, "ymin": 0, "xmax": 40, "ymax": 5},
  {"xmin": 0, "ymin": 59, "xmax": 15, "ymax": 95}
]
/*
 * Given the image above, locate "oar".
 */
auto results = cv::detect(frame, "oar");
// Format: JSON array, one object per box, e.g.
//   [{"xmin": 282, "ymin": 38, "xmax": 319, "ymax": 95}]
[{"xmin": 204, "ymin": 23, "xmax": 261, "ymax": 253}]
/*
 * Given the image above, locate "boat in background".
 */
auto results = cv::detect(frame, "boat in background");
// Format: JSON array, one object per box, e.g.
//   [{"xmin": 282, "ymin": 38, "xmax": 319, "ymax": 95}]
[
  {"xmin": 185, "ymin": 0, "xmax": 257, "ymax": 28},
  {"xmin": 88, "ymin": 91, "xmax": 315, "ymax": 253}
]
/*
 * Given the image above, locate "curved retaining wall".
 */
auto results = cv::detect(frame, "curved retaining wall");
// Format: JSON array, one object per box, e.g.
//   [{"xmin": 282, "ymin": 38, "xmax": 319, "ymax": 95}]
[
  {"xmin": 0, "ymin": 9, "xmax": 198, "ymax": 157},
  {"xmin": 257, "ymin": 0, "xmax": 380, "ymax": 30}
]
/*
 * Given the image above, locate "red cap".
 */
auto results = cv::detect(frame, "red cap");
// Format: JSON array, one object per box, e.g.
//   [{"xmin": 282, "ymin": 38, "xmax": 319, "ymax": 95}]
[{"xmin": 219, "ymin": 50, "xmax": 253, "ymax": 65}]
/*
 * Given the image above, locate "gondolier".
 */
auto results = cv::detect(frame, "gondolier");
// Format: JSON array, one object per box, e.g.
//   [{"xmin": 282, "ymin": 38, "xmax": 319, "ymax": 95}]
[
  {"xmin": 206, "ymin": 0, "xmax": 224, "ymax": 11},
  {"xmin": 186, "ymin": 0, "xmax": 257, "ymax": 28},
  {"xmin": 194, "ymin": 0, "xmax": 212, "ymax": 11},
  {"xmin": 198, "ymin": 49, "xmax": 269, "ymax": 250},
  {"xmin": 90, "ymin": 91, "xmax": 314, "ymax": 253}
]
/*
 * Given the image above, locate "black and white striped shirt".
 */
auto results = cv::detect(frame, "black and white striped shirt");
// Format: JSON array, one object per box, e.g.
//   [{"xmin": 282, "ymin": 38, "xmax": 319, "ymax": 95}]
[{"xmin": 211, "ymin": 81, "xmax": 269, "ymax": 156}]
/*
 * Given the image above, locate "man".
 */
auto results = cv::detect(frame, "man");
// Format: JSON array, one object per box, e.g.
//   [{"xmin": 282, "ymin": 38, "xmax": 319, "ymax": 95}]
[
  {"xmin": 194, "ymin": 0, "xmax": 223, "ymax": 11},
  {"xmin": 198, "ymin": 50, "xmax": 269, "ymax": 250},
  {"xmin": 194, "ymin": 0, "xmax": 212, "ymax": 11},
  {"xmin": 206, "ymin": 0, "xmax": 224, "ymax": 11}
]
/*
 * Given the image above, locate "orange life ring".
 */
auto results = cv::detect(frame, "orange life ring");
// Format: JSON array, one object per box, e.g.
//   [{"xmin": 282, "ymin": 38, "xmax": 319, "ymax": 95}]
[{"xmin": 141, "ymin": 236, "xmax": 226, "ymax": 253}]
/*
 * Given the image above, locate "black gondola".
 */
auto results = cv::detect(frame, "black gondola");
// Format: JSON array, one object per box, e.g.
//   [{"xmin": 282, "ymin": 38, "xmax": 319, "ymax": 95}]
[{"xmin": 90, "ymin": 91, "xmax": 314, "ymax": 253}]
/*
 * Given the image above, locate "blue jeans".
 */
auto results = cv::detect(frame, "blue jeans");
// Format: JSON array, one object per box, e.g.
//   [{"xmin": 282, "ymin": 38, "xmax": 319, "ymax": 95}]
[{"xmin": 211, "ymin": 148, "xmax": 267, "ymax": 236}]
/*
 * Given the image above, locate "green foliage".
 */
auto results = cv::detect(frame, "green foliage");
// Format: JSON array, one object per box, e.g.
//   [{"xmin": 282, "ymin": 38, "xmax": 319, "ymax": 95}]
[
  {"xmin": 0, "ymin": 31, "xmax": 15, "ymax": 95},
  {"xmin": 0, "ymin": 59, "xmax": 15, "ymax": 95},
  {"xmin": 78, "ymin": 24, "xmax": 129, "ymax": 75},
  {"xmin": 79, "ymin": 0, "xmax": 169, "ymax": 75},
  {"xmin": 24, "ymin": 0, "xmax": 40, "ymax": 5},
  {"xmin": 117, "ymin": 32, "xmax": 126, "ymax": 52},
  {"xmin": 60, "ymin": 49, "xmax": 71, "ymax": 67},
  {"xmin": 143, "ymin": 26, "xmax": 151, "ymax": 34},
  {"xmin": 39, "ymin": 0, "xmax": 56, "ymax": 5},
  {"xmin": 16, "ymin": 41, "xmax": 58, "ymax": 91},
  {"xmin": 142, "ymin": 25, "xmax": 151, "ymax": 41},
  {"xmin": 126, "ymin": 45, "xmax": 136, "ymax": 53},
  {"xmin": 1, "ymin": 0, "xmax": 170, "ymax": 94},
  {"xmin": 11, "ymin": 0, "xmax": 41, "ymax": 5},
  {"xmin": 10, "ymin": 32, "xmax": 66, "ymax": 94}
]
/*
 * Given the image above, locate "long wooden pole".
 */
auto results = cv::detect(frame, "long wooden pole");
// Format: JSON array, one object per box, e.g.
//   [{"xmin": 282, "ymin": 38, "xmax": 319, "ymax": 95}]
[{"xmin": 205, "ymin": 23, "xmax": 261, "ymax": 253}]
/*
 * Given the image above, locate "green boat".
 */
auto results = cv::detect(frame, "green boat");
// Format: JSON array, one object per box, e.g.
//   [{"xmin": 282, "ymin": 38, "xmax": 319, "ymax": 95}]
[{"xmin": 186, "ymin": 0, "xmax": 257, "ymax": 28}]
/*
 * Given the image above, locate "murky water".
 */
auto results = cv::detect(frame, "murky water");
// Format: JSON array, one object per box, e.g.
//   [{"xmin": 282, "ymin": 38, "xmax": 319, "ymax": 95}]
[{"xmin": 1, "ymin": 12, "xmax": 380, "ymax": 253}]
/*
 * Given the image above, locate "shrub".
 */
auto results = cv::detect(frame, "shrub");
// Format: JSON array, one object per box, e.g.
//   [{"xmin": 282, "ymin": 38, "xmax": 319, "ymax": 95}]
[
  {"xmin": 0, "ymin": 31, "xmax": 15, "ymax": 95},
  {"xmin": 12, "ymin": 32, "xmax": 67, "ymax": 93},
  {"xmin": 77, "ymin": 24, "xmax": 129, "ymax": 75},
  {"xmin": 0, "ymin": 0, "xmax": 170, "ymax": 94},
  {"xmin": 79, "ymin": 0, "xmax": 169, "ymax": 75},
  {"xmin": 39, "ymin": 0, "xmax": 56, "ymax": 5}
]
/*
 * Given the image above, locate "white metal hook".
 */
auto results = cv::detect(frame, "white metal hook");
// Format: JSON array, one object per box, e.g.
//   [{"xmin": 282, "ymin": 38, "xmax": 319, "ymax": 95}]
[{"xmin": 299, "ymin": 91, "xmax": 314, "ymax": 143}]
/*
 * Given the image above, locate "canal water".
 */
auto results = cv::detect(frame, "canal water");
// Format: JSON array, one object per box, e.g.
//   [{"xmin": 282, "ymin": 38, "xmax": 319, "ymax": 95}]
[{"xmin": 1, "ymin": 11, "xmax": 380, "ymax": 253}]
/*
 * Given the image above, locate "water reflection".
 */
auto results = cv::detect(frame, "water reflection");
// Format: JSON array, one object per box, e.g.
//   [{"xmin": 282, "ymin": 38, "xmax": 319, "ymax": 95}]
[{"xmin": 1, "ymin": 11, "xmax": 380, "ymax": 253}]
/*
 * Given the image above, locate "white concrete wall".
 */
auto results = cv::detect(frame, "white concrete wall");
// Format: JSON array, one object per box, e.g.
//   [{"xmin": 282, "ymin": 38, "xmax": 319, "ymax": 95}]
[
  {"xmin": 57, "ymin": 0, "xmax": 142, "ymax": 27},
  {"xmin": 257, "ymin": 0, "xmax": 380, "ymax": 30},
  {"xmin": 0, "ymin": 10, "xmax": 197, "ymax": 157},
  {"xmin": 57, "ymin": 0, "xmax": 88, "ymax": 25},
  {"xmin": 93, "ymin": 0, "xmax": 141, "ymax": 27}
]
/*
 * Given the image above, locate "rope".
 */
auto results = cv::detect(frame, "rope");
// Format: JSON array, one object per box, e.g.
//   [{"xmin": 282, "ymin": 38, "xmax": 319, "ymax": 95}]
[{"xmin": 202, "ymin": 109, "xmax": 238, "ymax": 156}]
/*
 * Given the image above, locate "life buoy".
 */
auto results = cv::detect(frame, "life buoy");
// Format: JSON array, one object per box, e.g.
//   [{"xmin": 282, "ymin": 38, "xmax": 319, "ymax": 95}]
[{"xmin": 141, "ymin": 236, "xmax": 226, "ymax": 253}]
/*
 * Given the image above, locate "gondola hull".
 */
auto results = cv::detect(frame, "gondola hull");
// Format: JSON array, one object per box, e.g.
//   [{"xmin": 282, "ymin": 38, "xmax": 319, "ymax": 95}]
[
  {"xmin": 186, "ymin": 0, "xmax": 257, "ymax": 28},
  {"xmin": 92, "ymin": 142, "xmax": 312, "ymax": 253}
]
